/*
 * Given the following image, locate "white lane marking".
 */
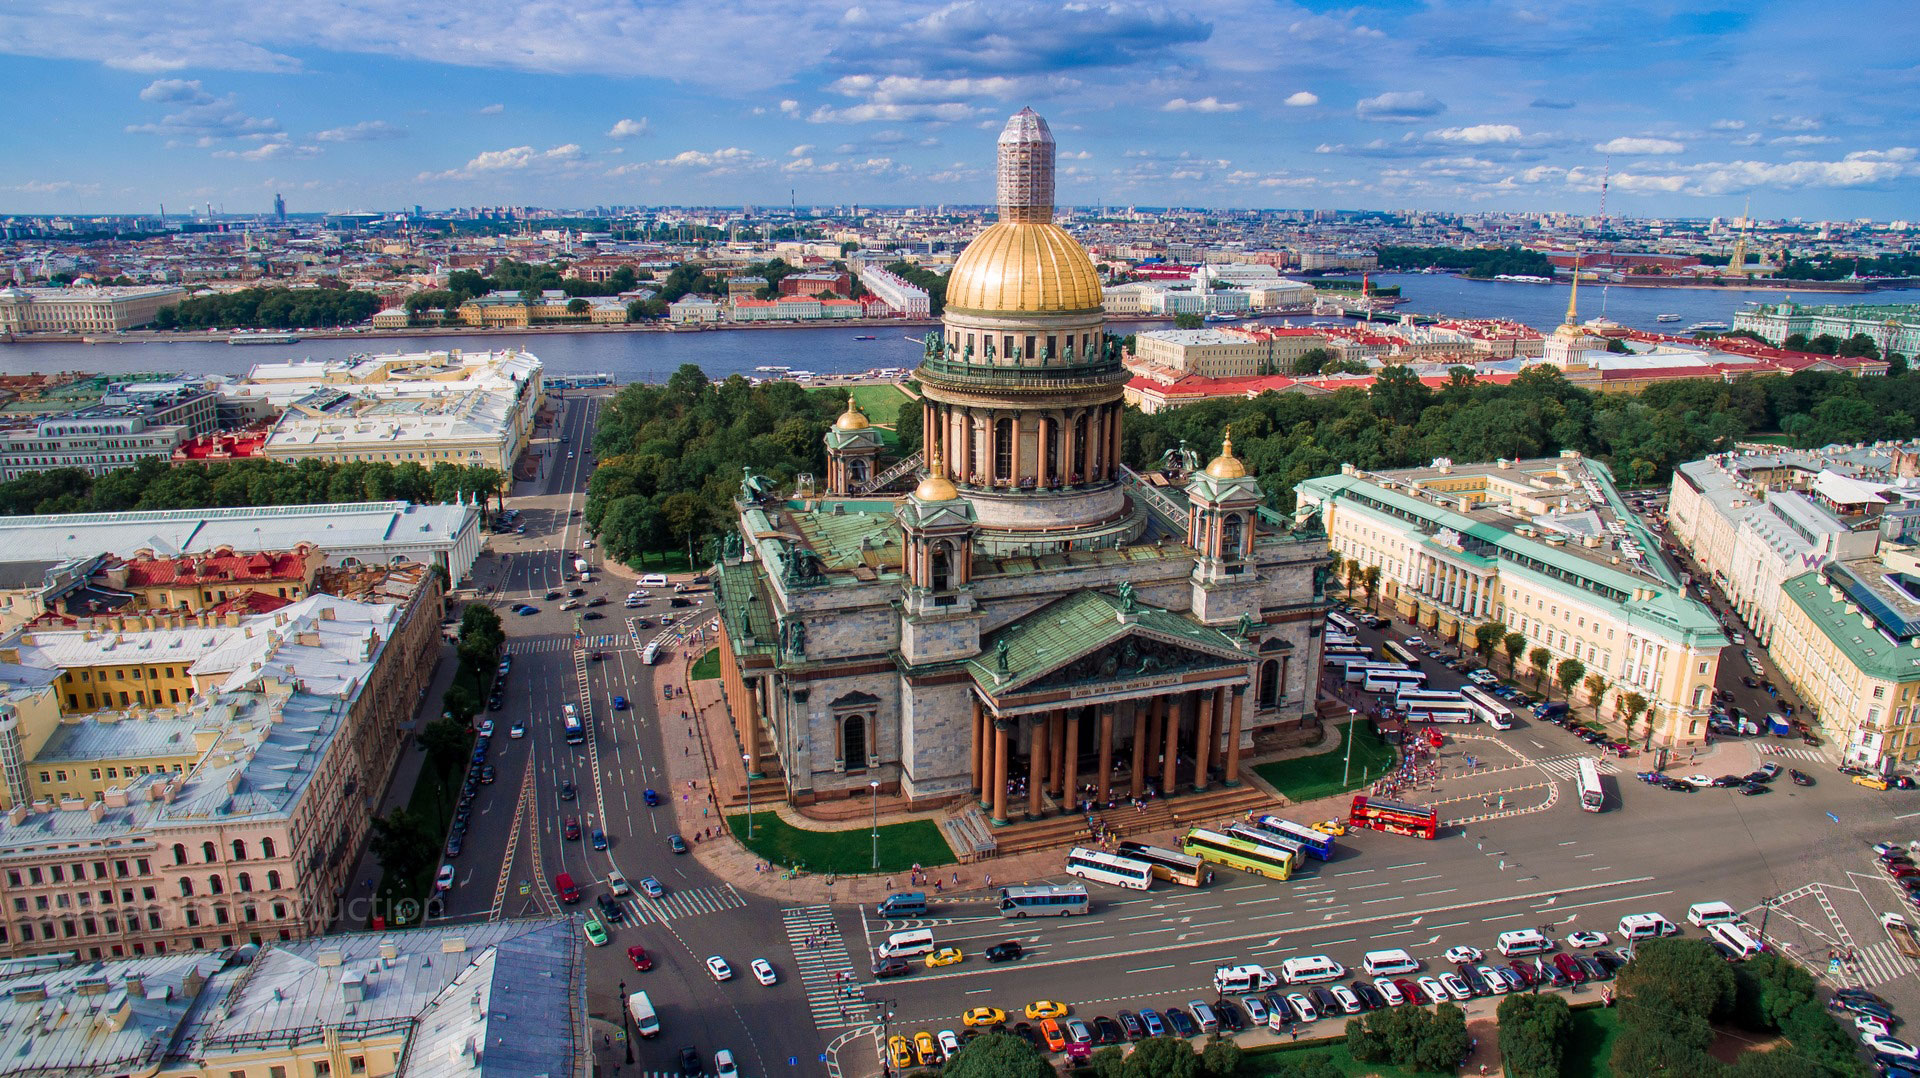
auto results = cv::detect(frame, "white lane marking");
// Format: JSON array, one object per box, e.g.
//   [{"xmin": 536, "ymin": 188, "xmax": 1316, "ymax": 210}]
[{"xmin": 1127, "ymin": 965, "xmax": 1174, "ymax": 974}]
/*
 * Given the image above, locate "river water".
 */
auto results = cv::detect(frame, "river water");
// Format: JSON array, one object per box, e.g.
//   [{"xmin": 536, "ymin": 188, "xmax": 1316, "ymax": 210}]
[{"xmin": 1, "ymin": 274, "xmax": 1911, "ymax": 383}]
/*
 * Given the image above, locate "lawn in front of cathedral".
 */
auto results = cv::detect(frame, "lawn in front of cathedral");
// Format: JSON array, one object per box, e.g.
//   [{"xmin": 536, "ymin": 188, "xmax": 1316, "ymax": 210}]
[
  {"xmin": 1251, "ymin": 719, "xmax": 1397, "ymax": 804},
  {"xmin": 727, "ymin": 810, "xmax": 955, "ymax": 875}
]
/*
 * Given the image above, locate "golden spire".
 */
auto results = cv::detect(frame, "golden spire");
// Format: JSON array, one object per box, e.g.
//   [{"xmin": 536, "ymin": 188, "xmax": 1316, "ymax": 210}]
[
  {"xmin": 1564, "ymin": 255, "xmax": 1581, "ymax": 327},
  {"xmin": 1203, "ymin": 425, "xmax": 1248, "ymax": 480}
]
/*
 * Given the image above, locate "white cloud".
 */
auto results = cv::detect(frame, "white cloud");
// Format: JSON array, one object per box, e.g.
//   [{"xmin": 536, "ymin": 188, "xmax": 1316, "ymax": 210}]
[
  {"xmin": 1771, "ymin": 134, "xmax": 1837, "ymax": 146},
  {"xmin": 127, "ymin": 85, "xmax": 279, "ymax": 142},
  {"xmin": 314, "ymin": 120, "xmax": 405, "ymax": 142},
  {"xmin": 788, "ymin": 144, "xmax": 814, "ymax": 157},
  {"xmin": 1711, "ymin": 119, "xmax": 1747, "ymax": 131},
  {"xmin": 808, "ymin": 101, "xmax": 979, "ymax": 124},
  {"xmin": 828, "ymin": 74, "xmax": 1024, "ymax": 102},
  {"xmin": 1428, "ymin": 124, "xmax": 1524, "ymax": 145},
  {"xmin": 420, "ymin": 143, "xmax": 584, "ymax": 181},
  {"xmin": 1772, "ymin": 114, "xmax": 1823, "ymax": 131},
  {"xmin": 1356, "ymin": 91, "xmax": 1446, "ymax": 122},
  {"xmin": 1594, "ymin": 136, "xmax": 1686, "ymax": 155},
  {"xmin": 138, "ymin": 78, "xmax": 210, "ymax": 104},
  {"xmin": 606, "ymin": 117, "xmax": 650, "ymax": 139},
  {"xmin": 655, "ymin": 147, "xmax": 765, "ymax": 173},
  {"xmin": 212, "ymin": 137, "xmax": 318, "ymax": 161},
  {"xmin": 478, "ymin": 103, "xmax": 504, "ymax": 115},
  {"xmin": 779, "ymin": 99, "xmax": 801, "ymax": 115},
  {"xmin": 1284, "ymin": 91, "xmax": 1319, "ymax": 107},
  {"xmin": 1162, "ymin": 96, "xmax": 1241, "ymax": 113}
]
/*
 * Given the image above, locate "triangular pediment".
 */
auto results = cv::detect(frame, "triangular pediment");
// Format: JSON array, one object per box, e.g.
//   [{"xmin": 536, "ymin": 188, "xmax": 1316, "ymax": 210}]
[
  {"xmin": 1020, "ymin": 633, "xmax": 1245, "ymax": 693},
  {"xmin": 966, "ymin": 590, "xmax": 1250, "ymax": 696}
]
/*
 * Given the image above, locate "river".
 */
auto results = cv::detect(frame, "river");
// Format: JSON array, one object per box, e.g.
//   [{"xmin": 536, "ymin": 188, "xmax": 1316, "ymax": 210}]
[{"xmin": 1, "ymin": 274, "xmax": 1911, "ymax": 383}]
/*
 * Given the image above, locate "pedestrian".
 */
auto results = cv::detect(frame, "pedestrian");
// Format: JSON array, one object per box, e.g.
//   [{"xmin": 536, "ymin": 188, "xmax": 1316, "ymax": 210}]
[{"xmin": 984, "ymin": 874, "xmax": 991, "ymax": 888}]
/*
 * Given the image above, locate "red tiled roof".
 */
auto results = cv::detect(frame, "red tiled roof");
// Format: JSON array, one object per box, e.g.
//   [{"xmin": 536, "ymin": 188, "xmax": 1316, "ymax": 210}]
[
  {"xmin": 123, "ymin": 547, "xmax": 311, "ymax": 588},
  {"xmin": 208, "ymin": 591, "xmax": 294, "ymax": 616}
]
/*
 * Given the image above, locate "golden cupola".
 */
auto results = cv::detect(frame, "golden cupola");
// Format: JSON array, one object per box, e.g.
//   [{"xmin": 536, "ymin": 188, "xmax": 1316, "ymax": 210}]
[
  {"xmin": 943, "ymin": 107, "xmax": 1104, "ymax": 315},
  {"xmin": 1204, "ymin": 428, "xmax": 1249, "ymax": 480},
  {"xmin": 834, "ymin": 395, "xmax": 871, "ymax": 430}
]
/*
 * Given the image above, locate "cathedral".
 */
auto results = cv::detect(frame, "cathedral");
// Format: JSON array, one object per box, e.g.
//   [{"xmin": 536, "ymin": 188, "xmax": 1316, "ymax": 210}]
[{"xmin": 713, "ymin": 110, "xmax": 1330, "ymax": 822}]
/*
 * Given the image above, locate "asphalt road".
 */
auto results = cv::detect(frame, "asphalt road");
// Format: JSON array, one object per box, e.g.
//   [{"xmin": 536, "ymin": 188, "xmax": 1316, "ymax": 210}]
[{"xmin": 421, "ymin": 416, "xmax": 1920, "ymax": 1077}]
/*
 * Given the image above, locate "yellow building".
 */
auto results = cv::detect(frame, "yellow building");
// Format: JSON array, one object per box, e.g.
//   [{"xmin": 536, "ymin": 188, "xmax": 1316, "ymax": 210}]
[
  {"xmin": 1297, "ymin": 455, "xmax": 1727, "ymax": 745},
  {"xmin": 1770, "ymin": 552, "xmax": 1920, "ymax": 775},
  {"xmin": 95, "ymin": 545, "xmax": 322, "ymax": 613}
]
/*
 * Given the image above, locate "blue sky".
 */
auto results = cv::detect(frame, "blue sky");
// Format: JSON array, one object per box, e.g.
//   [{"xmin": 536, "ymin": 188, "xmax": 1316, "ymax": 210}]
[{"xmin": 2, "ymin": 1, "xmax": 1917, "ymax": 219}]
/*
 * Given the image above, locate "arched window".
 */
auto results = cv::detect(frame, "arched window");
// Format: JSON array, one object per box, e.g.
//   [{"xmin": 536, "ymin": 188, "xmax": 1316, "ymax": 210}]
[
  {"xmin": 201, "ymin": 842, "xmax": 217, "ymax": 863},
  {"xmin": 172, "ymin": 844, "xmax": 187, "ymax": 866},
  {"xmin": 1222, "ymin": 516, "xmax": 1244, "ymax": 560},
  {"xmin": 237, "ymin": 872, "xmax": 252, "ymax": 893},
  {"xmin": 1073, "ymin": 414, "xmax": 1090, "ymax": 481},
  {"xmin": 231, "ymin": 839, "xmax": 246, "ymax": 862},
  {"xmin": 178, "ymin": 878, "xmax": 193, "ymax": 897},
  {"xmin": 1258, "ymin": 660, "xmax": 1281, "ymax": 709},
  {"xmin": 841, "ymin": 715, "xmax": 868, "ymax": 771},
  {"xmin": 260, "ymin": 838, "xmax": 275, "ymax": 859},
  {"xmin": 849, "ymin": 458, "xmax": 868, "ymax": 483},
  {"xmin": 994, "ymin": 418, "xmax": 1013, "ymax": 481},
  {"xmin": 267, "ymin": 870, "xmax": 281, "ymax": 890},
  {"xmin": 208, "ymin": 875, "xmax": 223, "ymax": 895},
  {"xmin": 930, "ymin": 545, "xmax": 951, "ymax": 593},
  {"xmin": 1044, "ymin": 419, "xmax": 1060, "ymax": 484}
]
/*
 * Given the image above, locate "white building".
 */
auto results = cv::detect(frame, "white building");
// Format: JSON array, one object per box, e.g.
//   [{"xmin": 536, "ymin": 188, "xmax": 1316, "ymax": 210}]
[
  {"xmin": 0, "ymin": 285, "xmax": 186, "ymax": 334},
  {"xmin": 668, "ymin": 296, "xmax": 724, "ymax": 323},
  {"xmin": 855, "ymin": 265, "xmax": 932, "ymax": 318}
]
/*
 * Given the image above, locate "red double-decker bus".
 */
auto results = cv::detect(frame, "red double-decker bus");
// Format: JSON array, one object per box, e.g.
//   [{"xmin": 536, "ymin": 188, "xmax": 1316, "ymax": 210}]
[{"xmin": 1348, "ymin": 795, "xmax": 1439, "ymax": 840}]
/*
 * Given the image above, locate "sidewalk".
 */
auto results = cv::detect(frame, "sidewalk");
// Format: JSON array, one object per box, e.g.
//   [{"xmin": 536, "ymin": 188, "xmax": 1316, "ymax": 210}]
[{"xmin": 329, "ymin": 642, "xmax": 461, "ymax": 932}]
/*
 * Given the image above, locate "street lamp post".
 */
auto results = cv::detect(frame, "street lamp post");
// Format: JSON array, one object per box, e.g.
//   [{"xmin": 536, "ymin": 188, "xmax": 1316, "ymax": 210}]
[
  {"xmin": 743, "ymin": 753, "xmax": 755, "ymax": 839},
  {"xmin": 618, "ymin": 978, "xmax": 633, "ymax": 1064},
  {"xmin": 870, "ymin": 779, "xmax": 881, "ymax": 871},
  {"xmin": 1343, "ymin": 707, "xmax": 1358, "ymax": 787}
]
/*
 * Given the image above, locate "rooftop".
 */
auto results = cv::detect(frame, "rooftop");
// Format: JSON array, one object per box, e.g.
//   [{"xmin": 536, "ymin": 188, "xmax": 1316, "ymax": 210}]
[{"xmin": 0, "ymin": 501, "xmax": 476, "ymax": 564}]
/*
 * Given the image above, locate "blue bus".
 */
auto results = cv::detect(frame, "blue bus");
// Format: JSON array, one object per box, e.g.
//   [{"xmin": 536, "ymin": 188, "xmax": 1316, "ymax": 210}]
[
  {"xmin": 563, "ymin": 703, "xmax": 585, "ymax": 745},
  {"xmin": 1251, "ymin": 816, "xmax": 1336, "ymax": 861}
]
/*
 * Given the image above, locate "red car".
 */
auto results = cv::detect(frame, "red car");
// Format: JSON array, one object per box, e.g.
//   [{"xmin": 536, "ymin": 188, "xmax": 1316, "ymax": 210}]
[
  {"xmin": 627, "ymin": 945, "xmax": 653, "ymax": 971},
  {"xmin": 1552, "ymin": 953, "xmax": 1588, "ymax": 985},
  {"xmin": 564, "ymin": 817, "xmax": 582, "ymax": 841},
  {"xmin": 1886, "ymin": 863, "xmax": 1920, "ymax": 879}
]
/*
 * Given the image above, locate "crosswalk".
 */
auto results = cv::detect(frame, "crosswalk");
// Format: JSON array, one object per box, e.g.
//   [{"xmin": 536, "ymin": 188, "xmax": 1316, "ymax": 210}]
[
  {"xmin": 502, "ymin": 634, "xmax": 632, "ymax": 655},
  {"xmin": 617, "ymin": 884, "xmax": 747, "ymax": 925},
  {"xmin": 784, "ymin": 905, "xmax": 873, "ymax": 1030},
  {"xmin": 1531, "ymin": 754, "xmax": 1621, "ymax": 781},
  {"xmin": 1851, "ymin": 939, "xmax": 1920, "ymax": 987},
  {"xmin": 1755, "ymin": 743, "xmax": 1831, "ymax": 763}
]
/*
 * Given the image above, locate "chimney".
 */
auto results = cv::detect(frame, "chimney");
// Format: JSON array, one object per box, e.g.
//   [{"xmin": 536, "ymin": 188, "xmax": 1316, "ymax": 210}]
[
  {"xmin": 378, "ymin": 941, "xmax": 398, "ymax": 960},
  {"xmin": 89, "ymin": 801, "xmax": 105, "ymax": 821},
  {"xmin": 317, "ymin": 949, "xmax": 343, "ymax": 968},
  {"xmin": 340, "ymin": 967, "xmax": 366, "ymax": 1003},
  {"xmin": 440, "ymin": 936, "xmax": 467, "ymax": 954},
  {"xmin": 123, "ymin": 973, "xmax": 144, "ymax": 998}
]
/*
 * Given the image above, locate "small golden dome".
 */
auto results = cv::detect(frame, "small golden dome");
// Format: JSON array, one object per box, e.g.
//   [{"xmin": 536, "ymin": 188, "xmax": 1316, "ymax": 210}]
[
  {"xmin": 945, "ymin": 221, "xmax": 1104, "ymax": 314},
  {"xmin": 913, "ymin": 473, "xmax": 960, "ymax": 502},
  {"xmin": 1204, "ymin": 428, "xmax": 1248, "ymax": 480},
  {"xmin": 834, "ymin": 395, "xmax": 870, "ymax": 430}
]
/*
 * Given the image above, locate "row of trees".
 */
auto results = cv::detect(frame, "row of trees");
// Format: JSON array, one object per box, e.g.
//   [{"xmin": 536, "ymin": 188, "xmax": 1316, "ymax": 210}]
[
  {"xmin": 918, "ymin": 1029, "xmax": 1337, "ymax": 1078},
  {"xmin": 0, "ymin": 456, "xmax": 504, "ymax": 517},
  {"xmin": 1610, "ymin": 937, "xmax": 1861, "ymax": 1076},
  {"xmin": 153, "ymin": 284, "xmax": 383, "ymax": 329},
  {"xmin": 1344, "ymin": 1000, "xmax": 1474, "ymax": 1071},
  {"xmin": 1374, "ymin": 245, "xmax": 1557, "ymax": 279}
]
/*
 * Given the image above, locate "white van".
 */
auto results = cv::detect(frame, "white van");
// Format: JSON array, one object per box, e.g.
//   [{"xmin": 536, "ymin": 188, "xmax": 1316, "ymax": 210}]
[
  {"xmin": 627, "ymin": 990, "xmax": 660, "ymax": 1038},
  {"xmin": 1362, "ymin": 948, "xmax": 1420, "ymax": 976},
  {"xmin": 1496, "ymin": 929, "xmax": 1554, "ymax": 956},
  {"xmin": 640, "ymin": 574, "xmax": 669, "ymax": 587},
  {"xmin": 1213, "ymin": 964, "xmax": 1278, "ymax": 993},
  {"xmin": 1707, "ymin": 921, "xmax": 1765, "ymax": 958},
  {"xmin": 1280, "ymin": 955, "xmax": 1346, "ymax": 984},
  {"xmin": 878, "ymin": 929, "xmax": 936, "ymax": 959},
  {"xmin": 1617, "ymin": 913, "xmax": 1678, "ymax": 941},
  {"xmin": 1687, "ymin": 901, "xmax": 1740, "ymax": 928}
]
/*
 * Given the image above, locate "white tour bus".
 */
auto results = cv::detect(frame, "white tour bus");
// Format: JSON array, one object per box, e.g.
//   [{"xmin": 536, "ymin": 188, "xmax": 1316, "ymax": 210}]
[
  {"xmin": 1362, "ymin": 667, "xmax": 1429, "ymax": 694},
  {"xmin": 1064, "ymin": 847, "xmax": 1152, "ymax": 891},
  {"xmin": 1576, "ymin": 758, "xmax": 1605, "ymax": 812},
  {"xmin": 1618, "ymin": 913, "xmax": 1679, "ymax": 941},
  {"xmin": 1327, "ymin": 611, "xmax": 1358, "ymax": 634},
  {"xmin": 1393, "ymin": 689, "xmax": 1474, "ymax": 723},
  {"xmin": 1707, "ymin": 921, "xmax": 1766, "ymax": 958},
  {"xmin": 1460, "ymin": 685, "xmax": 1515, "ymax": 729},
  {"xmin": 1337, "ymin": 658, "xmax": 1399, "ymax": 681},
  {"xmin": 1362, "ymin": 948, "xmax": 1420, "ymax": 976}
]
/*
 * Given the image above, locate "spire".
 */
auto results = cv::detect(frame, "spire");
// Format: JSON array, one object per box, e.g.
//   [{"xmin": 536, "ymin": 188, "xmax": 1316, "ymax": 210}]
[
  {"xmin": 1203, "ymin": 425, "xmax": 1248, "ymax": 480},
  {"xmin": 1563, "ymin": 255, "xmax": 1581, "ymax": 327}
]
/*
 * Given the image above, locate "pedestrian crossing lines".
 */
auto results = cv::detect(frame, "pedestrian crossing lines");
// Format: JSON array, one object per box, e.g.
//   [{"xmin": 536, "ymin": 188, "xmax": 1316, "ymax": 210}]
[
  {"xmin": 583, "ymin": 633, "xmax": 633, "ymax": 648},
  {"xmin": 504, "ymin": 636, "xmax": 576, "ymax": 655},
  {"xmin": 1851, "ymin": 939, "xmax": 1920, "ymax": 987},
  {"xmin": 623, "ymin": 883, "xmax": 747, "ymax": 925},
  {"xmin": 1531, "ymin": 754, "xmax": 1620, "ymax": 781},
  {"xmin": 784, "ymin": 905, "xmax": 872, "ymax": 1030},
  {"xmin": 1756, "ymin": 743, "xmax": 1830, "ymax": 763}
]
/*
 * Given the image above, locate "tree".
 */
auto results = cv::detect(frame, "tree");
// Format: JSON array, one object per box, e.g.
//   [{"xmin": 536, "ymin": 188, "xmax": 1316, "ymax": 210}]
[
  {"xmin": 1503, "ymin": 632, "xmax": 1527, "ymax": 678},
  {"xmin": 894, "ymin": 398, "xmax": 923, "ymax": 455},
  {"xmin": 1121, "ymin": 1036, "xmax": 1202, "ymax": 1078},
  {"xmin": 566, "ymin": 297, "xmax": 590, "ymax": 316},
  {"xmin": 368, "ymin": 808, "xmax": 439, "ymax": 887},
  {"xmin": 941, "ymin": 1032, "xmax": 1052, "ymax": 1078},
  {"xmin": 1290, "ymin": 347, "xmax": 1335, "ymax": 376},
  {"xmin": 1528, "ymin": 646, "xmax": 1553, "ymax": 690},
  {"xmin": 1621, "ymin": 691, "xmax": 1651, "ymax": 747},
  {"xmin": 1497, "ymin": 994, "xmax": 1572, "ymax": 1078},
  {"xmin": 1361, "ymin": 566, "xmax": 1381, "ymax": 612},
  {"xmin": 420, "ymin": 717, "xmax": 470, "ymax": 777},
  {"xmin": 1344, "ymin": 561, "xmax": 1362, "ymax": 599},
  {"xmin": 1618, "ymin": 937, "xmax": 1737, "ymax": 1022},
  {"xmin": 1369, "ymin": 365, "xmax": 1432, "ymax": 425},
  {"xmin": 1556, "ymin": 658, "xmax": 1586, "ymax": 706},
  {"xmin": 1732, "ymin": 952, "xmax": 1819, "ymax": 1032},
  {"xmin": 1174, "ymin": 312, "xmax": 1205, "ymax": 330},
  {"xmin": 1473, "ymin": 621, "xmax": 1505, "ymax": 666},
  {"xmin": 1583, "ymin": 673, "xmax": 1610, "ymax": 719},
  {"xmin": 1200, "ymin": 1037, "xmax": 1242, "ymax": 1077},
  {"xmin": 1090, "ymin": 1045, "xmax": 1129, "ymax": 1078}
]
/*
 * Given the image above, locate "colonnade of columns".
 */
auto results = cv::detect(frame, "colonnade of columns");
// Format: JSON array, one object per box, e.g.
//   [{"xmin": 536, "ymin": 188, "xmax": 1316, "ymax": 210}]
[
  {"xmin": 1414, "ymin": 554, "xmax": 1491, "ymax": 619},
  {"xmin": 923, "ymin": 399, "xmax": 1124, "ymax": 491},
  {"xmin": 971, "ymin": 685, "xmax": 1250, "ymax": 825}
]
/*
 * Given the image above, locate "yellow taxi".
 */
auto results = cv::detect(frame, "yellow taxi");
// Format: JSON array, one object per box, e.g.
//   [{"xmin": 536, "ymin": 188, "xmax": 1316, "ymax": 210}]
[
  {"xmin": 1854, "ymin": 773, "xmax": 1892, "ymax": 791},
  {"xmin": 1312, "ymin": 818, "xmax": 1348, "ymax": 837},
  {"xmin": 962, "ymin": 1006, "xmax": 1007, "ymax": 1027},
  {"xmin": 913, "ymin": 1030, "xmax": 941, "ymax": 1066},
  {"xmin": 886, "ymin": 1035, "xmax": 914, "ymax": 1070},
  {"xmin": 1024, "ymin": 1000, "xmax": 1069, "ymax": 1020},
  {"xmin": 925, "ymin": 946, "xmax": 964, "ymax": 968}
]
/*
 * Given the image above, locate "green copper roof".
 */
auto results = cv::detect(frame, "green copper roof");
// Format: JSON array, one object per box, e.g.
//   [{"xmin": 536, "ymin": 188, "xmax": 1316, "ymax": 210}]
[
  {"xmin": 715, "ymin": 560, "xmax": 777, "ymax": 659},
  {"xmin": 1781, "ymin": 570, "xmax": 1920, "ymax": 682},
  {"xmin": 966, "ymin": 590, "xmax": 1248, "ymax": 694}
]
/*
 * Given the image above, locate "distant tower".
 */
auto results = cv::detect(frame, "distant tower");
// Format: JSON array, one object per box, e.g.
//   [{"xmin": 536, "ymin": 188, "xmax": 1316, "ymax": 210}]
[
  {"xmin": 1545, "ymin": 255, "xmax": 1600, "ymax": 370},
  {"xmin": 996, "ymin": 107, "xmax": 1056, "ymax": 224},
  {"xmin": 1729, "ymin": 198, "xmax": 1752, "ymax": 277},
  {"xmin": 1187, "ymin": 429, "xmax": 1265, "ymax": 626},
  {"xmin": 273, "ymin": 192, "xmax": 287, "ymax": 225}
]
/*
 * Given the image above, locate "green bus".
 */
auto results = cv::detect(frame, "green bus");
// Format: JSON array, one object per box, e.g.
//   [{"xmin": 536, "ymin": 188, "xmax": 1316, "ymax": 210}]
[{"xmin": 1181, "ymin": 827, "xmax": 1295, "ymax": 881}]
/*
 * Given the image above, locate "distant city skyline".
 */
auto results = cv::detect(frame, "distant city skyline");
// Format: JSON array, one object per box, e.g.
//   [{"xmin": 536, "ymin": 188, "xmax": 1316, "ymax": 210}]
[{"xmin": 0, "ymin": 0, "xmax": 1915, "ymax": 218}]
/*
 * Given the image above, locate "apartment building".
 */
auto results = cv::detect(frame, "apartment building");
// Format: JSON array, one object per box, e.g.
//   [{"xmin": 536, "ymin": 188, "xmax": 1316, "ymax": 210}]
[
  {"xmin": 1297, "ymin": 454, "xmax": 1726, "ymax": 745},
  {"xmin": 1131, "ymin": 327, "xmax": 1328, "ymax": 379},
  {"xmin": 0, "ymin": 284, "xmax": 187, "ymax": 334}
]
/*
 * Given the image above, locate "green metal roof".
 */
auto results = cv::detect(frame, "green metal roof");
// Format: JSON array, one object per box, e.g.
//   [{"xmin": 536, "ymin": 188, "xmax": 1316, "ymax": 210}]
[
  {"xmin": 715, "ymin": 560, "xmax": 777, "ymax": 660},
  {"xmin": 789, "ymin": 506, "xmax": 903, "ymax": 574},
  {"xmin": 1781, "ymin": 570, "xmax": 1920, "ymax": 682},
  {"xmin": 966, "ymin": 590, "xmax": 1248, "ymax": 694}
]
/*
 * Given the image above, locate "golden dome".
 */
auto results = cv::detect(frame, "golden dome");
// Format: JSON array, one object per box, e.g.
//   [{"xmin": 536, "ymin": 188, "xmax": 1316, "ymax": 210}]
[
  {"xmin": 913, "ymin": 473, "xmax": 960, "ymax": 502},
  {"xmin": 945, "ymin": 221, "xmax": 1104, "ymax": 314},
  {"xmin": 1204, "ymin": 428, "xmax": 1248, "ymax": 480},
  {"xmin": 834, "ymin": 395, "xmax": 870, "ymax": 430}
]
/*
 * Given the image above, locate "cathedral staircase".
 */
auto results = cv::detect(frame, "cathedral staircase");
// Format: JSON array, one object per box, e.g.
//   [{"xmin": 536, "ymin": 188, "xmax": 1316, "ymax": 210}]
[
  {"xmin": 978, "ymin": 782, "xmax": 1281, "ymax": 858},
  {"xmin": 854, "ymin": 450, "xmax": 923, "ymax": 495}
]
